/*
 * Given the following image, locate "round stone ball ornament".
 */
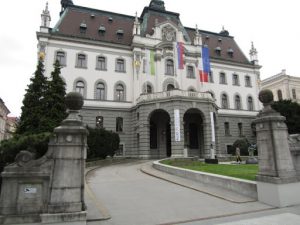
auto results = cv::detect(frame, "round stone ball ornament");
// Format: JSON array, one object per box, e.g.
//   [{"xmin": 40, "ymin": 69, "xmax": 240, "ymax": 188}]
[
  {"xmin": 258, "ymin": 89, "xmax": 273, "ymax": 106},
  {"xmin": 65, "ymin": 92, "xmax": 84, "ymax": 110}
]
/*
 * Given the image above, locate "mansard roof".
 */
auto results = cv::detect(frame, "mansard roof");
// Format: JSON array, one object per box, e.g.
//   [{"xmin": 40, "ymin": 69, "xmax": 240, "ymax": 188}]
[{"xmin": 51, "ymin": 4, "xmax": 251, "ymax": 65}]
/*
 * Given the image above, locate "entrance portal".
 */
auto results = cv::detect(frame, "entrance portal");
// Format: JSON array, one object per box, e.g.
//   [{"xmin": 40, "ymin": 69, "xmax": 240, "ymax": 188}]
[
  {"xmin": 184, "ymin": 109, "xmax": 204, "ymax": 157},
  {"xmin": 149, "ymin": 110, "xmax": 171, "ymax": 158}
]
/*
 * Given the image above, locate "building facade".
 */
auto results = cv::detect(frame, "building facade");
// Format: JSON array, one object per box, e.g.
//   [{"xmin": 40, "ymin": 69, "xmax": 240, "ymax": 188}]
[
  {"xmin": 37, "ymin": 0, "xmax": 261, "ymax": 158},
  {"xmin": 261, "ymin": 69, "xmax": 300, "ymax": 104},
  {"xmin": 0, "ymin": 98, "xmax": 10, "ymax": 142}
]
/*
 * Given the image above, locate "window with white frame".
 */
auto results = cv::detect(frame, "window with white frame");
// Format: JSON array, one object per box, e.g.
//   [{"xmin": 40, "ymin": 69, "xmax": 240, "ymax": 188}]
[
  {"xmin": 116, "ymin": 58, "xmax": 125, "ymax": 72},
  {"xmin": 187, "ymin": 66, "xmax": 195, "ymax": 78},
  {"xmin": 75, "ymin": 81, "xmax": 85, "ymax": 96},
  {"xmin": 235, "ymin": 95, "xmax": 241, "ymax": 110},
  {"xmin": 96, "ymin": 83, "xmax": 105, "ymax": 100},
  {"xmin": 55, "ymin": 51, "xmax": 66, "ymax": 66},
  {"xmin": 115, "ymin": 84, "xmax": 125, "ymax": 101},
  {"xmin": 232, "ymin": 74, "xmax": 239, "ymax": 86},
  {"xmin": 245, "ymin": 75, "xmax": 251, "ymax": 87},
  {"xmin": 96, "ymin": 56, "xmax": 106, "ymax": 70},
  {"xmin": 221, "ymin": 94, "xmax": 229, "ymax": 109},
  {"xmin": 220, "ymin": 72, "xmax": 226, "ymax": 84},
  {"xmin": 247, "ymin": 96, "xmax": 254, "ymax": 111},
  {"xmin": 166, "ymin": 59, "xmax": 174, "ymax": 75},
  {"xmin": 76, "ymin": 53, "xmax": 87, "ymax": 68}
]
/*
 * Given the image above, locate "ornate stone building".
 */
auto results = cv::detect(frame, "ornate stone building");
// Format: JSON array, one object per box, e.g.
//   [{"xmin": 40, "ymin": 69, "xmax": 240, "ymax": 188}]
[
  {"xmin": 0, "ymin": 98, "xmax": 10, "ymax": 142},
  {"xmin": 261, "ymin": 69, "xmax": 300, "ymax": 104},
  {"xmin": 37, "ymin": 0, "xmax": 261, "ymax": 158}
]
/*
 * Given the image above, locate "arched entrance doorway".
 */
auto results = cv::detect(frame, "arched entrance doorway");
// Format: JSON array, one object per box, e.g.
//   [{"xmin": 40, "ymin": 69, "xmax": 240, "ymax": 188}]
[
  {"xmin": 149, "ymin": 109, "xmax": 171, "ymax": 158},
  {"xmin": 183, "ymin": 109, "xmax": 204, "ymax": 157}
]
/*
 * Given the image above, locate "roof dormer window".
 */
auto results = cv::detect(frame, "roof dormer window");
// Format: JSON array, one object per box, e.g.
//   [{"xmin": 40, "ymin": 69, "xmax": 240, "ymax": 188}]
[
  {"xmin": 215, "ymin": 46, "xmax": 221, "ymax": 56},
  {"xmin": 98, "ymin": 25, "xmax": 106, "ymax": 35},
  {"xmin": 227, "ymin": 48, "xmax": 234, "ymax": 58},
  {"xmin": 90, "ymin": 14, "xmax": 95, "ymax": 19},
  {"xmin": 218, "ymin": 38, "xmax": 222, "ymax": 43},
  {"xmin": 108, "ymin": 17, "xmax": 113, "ymax": 23},
  {"xmin": 80, "ymin": 21, "xmax": 87, "ymax": 33},
  {"xmin": 116, "ymin": 29, "xmax": 124, "ymax": 39}
]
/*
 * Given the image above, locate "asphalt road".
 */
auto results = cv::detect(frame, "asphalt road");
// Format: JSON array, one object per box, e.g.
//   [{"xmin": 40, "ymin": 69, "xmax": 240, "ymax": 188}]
[{"xmin": 86, "ymin": 161, "xmax": 271, "ymax": 225}]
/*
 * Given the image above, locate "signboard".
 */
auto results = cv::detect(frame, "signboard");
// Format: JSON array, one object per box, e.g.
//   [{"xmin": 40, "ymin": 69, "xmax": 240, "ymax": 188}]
[
  {"xmin": 24, "ymin": 187, "xmax": 37, "ymax": 194},
  {"xmin": 174, "ymin": 109, "xmax": 181, "ymax": 142}
]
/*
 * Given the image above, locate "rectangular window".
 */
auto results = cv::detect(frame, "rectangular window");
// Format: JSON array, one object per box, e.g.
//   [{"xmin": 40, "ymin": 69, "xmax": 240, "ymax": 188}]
[
  {"xmin": 292, "ymin": 89, "xmax": 297, "ymax": 99},
  {"xmin": 187, "ymin": 66, "xmax": 195, "ymax": 78},
  {"xmin": 142, "ymin": 58, "xmax": 146, "ymax": 73},
  {"xmin": 209, "ymin": 71, "xmax": 214, "ymax": 83},
  {"xmin": 116, "ymin": 59, "xmax": 125, "ymax": 72},
  {"xmin": 245, "ymin": 76, "xmax": 251, "ymax": 87},
  {"xmin": 233, "ymin": 74, "xmax": 239, "ymax": 85},
  {"xmin": 220, "ymin": 73, "xmax": 226, "ymax": 84},
  {"xmin": 224, "ymin": 122, "xmax": 230, "ymax": 136},
  {"xmin": 238, "ymin": 123, "xmax": 243, "ymax": 137},
  {"xmin": 116, "ymin": 117, "xmax": 123, "ymax": 132},
  {"xmin": 76, "ymin": 54, "xmax": 87, "ymax": 68},
  {"xmin": 96, "ymin": 116, "xmax": 104, "ymax": 128},
  {"xmin": 96, "ymin": 56, "xmax": 106, "ymax": 70},
  {"xmin": 56, "ymin": 51, "xmax": 66, "ymax": 66}
]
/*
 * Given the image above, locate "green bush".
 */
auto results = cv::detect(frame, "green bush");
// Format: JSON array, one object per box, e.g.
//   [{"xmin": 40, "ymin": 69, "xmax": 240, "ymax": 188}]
[
  {"xmin": 86, "ymin": 127, "xmax": 120, "ymax": 160},
  {"xmin": 0, "ymin": 132, "xmax": 51, "ymax": 166},
  {"xmin": 232, "ymin": 138, "xmax": 250, "ymax": 156}
]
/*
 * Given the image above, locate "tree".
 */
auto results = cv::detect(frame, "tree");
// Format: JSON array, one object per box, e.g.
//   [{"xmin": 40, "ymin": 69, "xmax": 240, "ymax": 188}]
[
  {"xmin": 16, "ymin": 59, "xmax": 48, "ymax": 135},
  {"xmin": 271, "ymin": 100, "xmax": 300, "ymax": 134},
  {"xmin": 41, "ymin": 60, "xmax": 67, "ymax": 131}
]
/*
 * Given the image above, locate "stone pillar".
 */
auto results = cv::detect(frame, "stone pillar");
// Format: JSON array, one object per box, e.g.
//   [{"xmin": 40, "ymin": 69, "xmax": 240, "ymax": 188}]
[
  {"xmin": 254, "ymin": 89, "xmax": 300, "ymax": 207},
  {"xmin": 41, "ymin": 92, "xmax": 88, "ymax": 224}
]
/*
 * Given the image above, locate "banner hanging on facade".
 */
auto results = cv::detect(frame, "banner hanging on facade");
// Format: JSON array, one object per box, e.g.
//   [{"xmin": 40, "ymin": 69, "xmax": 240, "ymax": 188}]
[{"xmin": 174, "ymin": 109, "xmax": 181, "ymax": 142}]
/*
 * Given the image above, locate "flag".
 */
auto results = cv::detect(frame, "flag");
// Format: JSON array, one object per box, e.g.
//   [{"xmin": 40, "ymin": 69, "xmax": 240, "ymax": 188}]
[
  {"xmin": 146, "ymin": 49, "xmax": 155, "ymax": 76},
  {"xmin": 176, "ymin": 42, "xmax": 184, "ymax": 69},
  {"xmin": 199, "ymin": 46, "xmax": 211, "ymax": 83},
  {"xmin": 150, "ymin": 50, "xmax": 155, "ymax": 75}
]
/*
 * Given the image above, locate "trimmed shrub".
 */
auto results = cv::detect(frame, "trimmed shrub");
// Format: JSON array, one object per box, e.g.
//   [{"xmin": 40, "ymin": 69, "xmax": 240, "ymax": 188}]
[
  {"xmin": 232, "ymin": 138, "xmax": 250, "ymax": 156},
  {"xmin": 86, "ymin": 127, "xmax": 120, "ymax": 160}
]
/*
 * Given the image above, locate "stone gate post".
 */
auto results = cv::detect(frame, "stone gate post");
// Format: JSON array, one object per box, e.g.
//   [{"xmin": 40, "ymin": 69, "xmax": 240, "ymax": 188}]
[{"xmin": 254, "ymin": 90, "xmax": 300, "ymax": 207}]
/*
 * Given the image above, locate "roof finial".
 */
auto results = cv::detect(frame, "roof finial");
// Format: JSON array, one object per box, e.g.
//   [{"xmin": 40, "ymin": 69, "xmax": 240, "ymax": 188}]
[
  {"xmin": 135, "ymin": 11, "xmax": 138, "ymax": 23},
  {"xmin": 249, "ymin": 41, "xmax": 258, "ymax": 65},
  {"xmin": 195, "ymin": 24, "xmax": 199, "ymax": 35}
]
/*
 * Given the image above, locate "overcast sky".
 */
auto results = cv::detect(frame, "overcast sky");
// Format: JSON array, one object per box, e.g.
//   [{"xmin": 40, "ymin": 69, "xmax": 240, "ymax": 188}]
[{"xmin": 0, "ymin": 0, "xmax": 299, "ymax": 117}]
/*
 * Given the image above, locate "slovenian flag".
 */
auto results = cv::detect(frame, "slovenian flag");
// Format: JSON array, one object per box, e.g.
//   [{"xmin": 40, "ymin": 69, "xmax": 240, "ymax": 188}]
[
  {"xmin": 176, "ymin": 42, "xmax": 184, "ymax": 69},
  {"xmin": 199, "ymin": 46, "xmax": 211, "ymax": 82}
]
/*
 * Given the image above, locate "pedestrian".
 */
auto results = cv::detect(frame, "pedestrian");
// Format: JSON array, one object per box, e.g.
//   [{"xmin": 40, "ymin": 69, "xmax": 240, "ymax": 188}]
[{"xmin": 236, "ymin": 145, "xmax": 242, "ymax": 163}]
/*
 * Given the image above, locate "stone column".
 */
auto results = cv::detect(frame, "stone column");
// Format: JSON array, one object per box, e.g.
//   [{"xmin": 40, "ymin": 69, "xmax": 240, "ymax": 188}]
[
  {"xmin": 41, "ymin": 92, "xmax": 87, "ymax": 224},
  {"xmin": 254, "ymin": 90, "xmax": 300, "ymax": 207}
]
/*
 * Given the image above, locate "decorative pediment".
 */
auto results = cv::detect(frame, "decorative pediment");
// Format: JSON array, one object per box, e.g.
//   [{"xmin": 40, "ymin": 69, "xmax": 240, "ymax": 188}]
[{"xmin": 162, "ymin": 25, "xmax": 176, "ymax": 42}]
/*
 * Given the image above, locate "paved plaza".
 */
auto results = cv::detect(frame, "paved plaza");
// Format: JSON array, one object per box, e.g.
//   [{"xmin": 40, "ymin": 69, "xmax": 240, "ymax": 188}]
[{"xmin": 85, "ymin": 161, "xmax": 300, "ymax": 225}]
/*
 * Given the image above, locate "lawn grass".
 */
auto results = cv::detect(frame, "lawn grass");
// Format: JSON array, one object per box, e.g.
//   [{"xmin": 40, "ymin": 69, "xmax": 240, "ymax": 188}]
[{"xmin": 161, "ymin": 159, "xmax": 258, "ymax": 181}]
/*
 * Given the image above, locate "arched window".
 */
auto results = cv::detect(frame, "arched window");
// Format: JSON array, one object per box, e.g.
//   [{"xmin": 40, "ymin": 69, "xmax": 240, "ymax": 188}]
[
  {"xmin": 221, "ymin": 94, "xmax": 228, "ymax": 109},
  {"xmin": 235, "ymin": 95, "xmax": 241, "ymax": 110},
  {"xmin": 96, "ymin": 83, "xmax": 105, "ymax": 100},
  {"xmin": 277, "ymin": 89, "xmax": 283, "ymax": 100},
  {"xmin": 96, "ymin": 56, "xmax": 106, "ymax": 70},
  {"xmin": 247, "ymin": 96, "xmax": 254, "ymax": 111},
  {"xmin": 116, "ymin": 84, "xmax": 125, "ymax": 101},
  {"xmin": 166, "ymin": 59, "xmax": 174, "ymax": 75},
  {"xmin": 75, "ymin": 81, "xmax": 85, "ymax": 96},
  {"xmin": 146, "ymin": 84, "xmax": 152, "ymax": 93},
  {"xmin": 167, "ymin": 84, "xmax": 175, "ymax": 91},
  {"xmin": 76, "ymin": 53, "xmax": 87, "ymax": 68},
  {"xmin": 187, "ymin": 66, "xmax": 195, "ymax": 78},
  {"xmin": 55, "ymin": 51, "xmax": 66, "ymax": 66}
]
